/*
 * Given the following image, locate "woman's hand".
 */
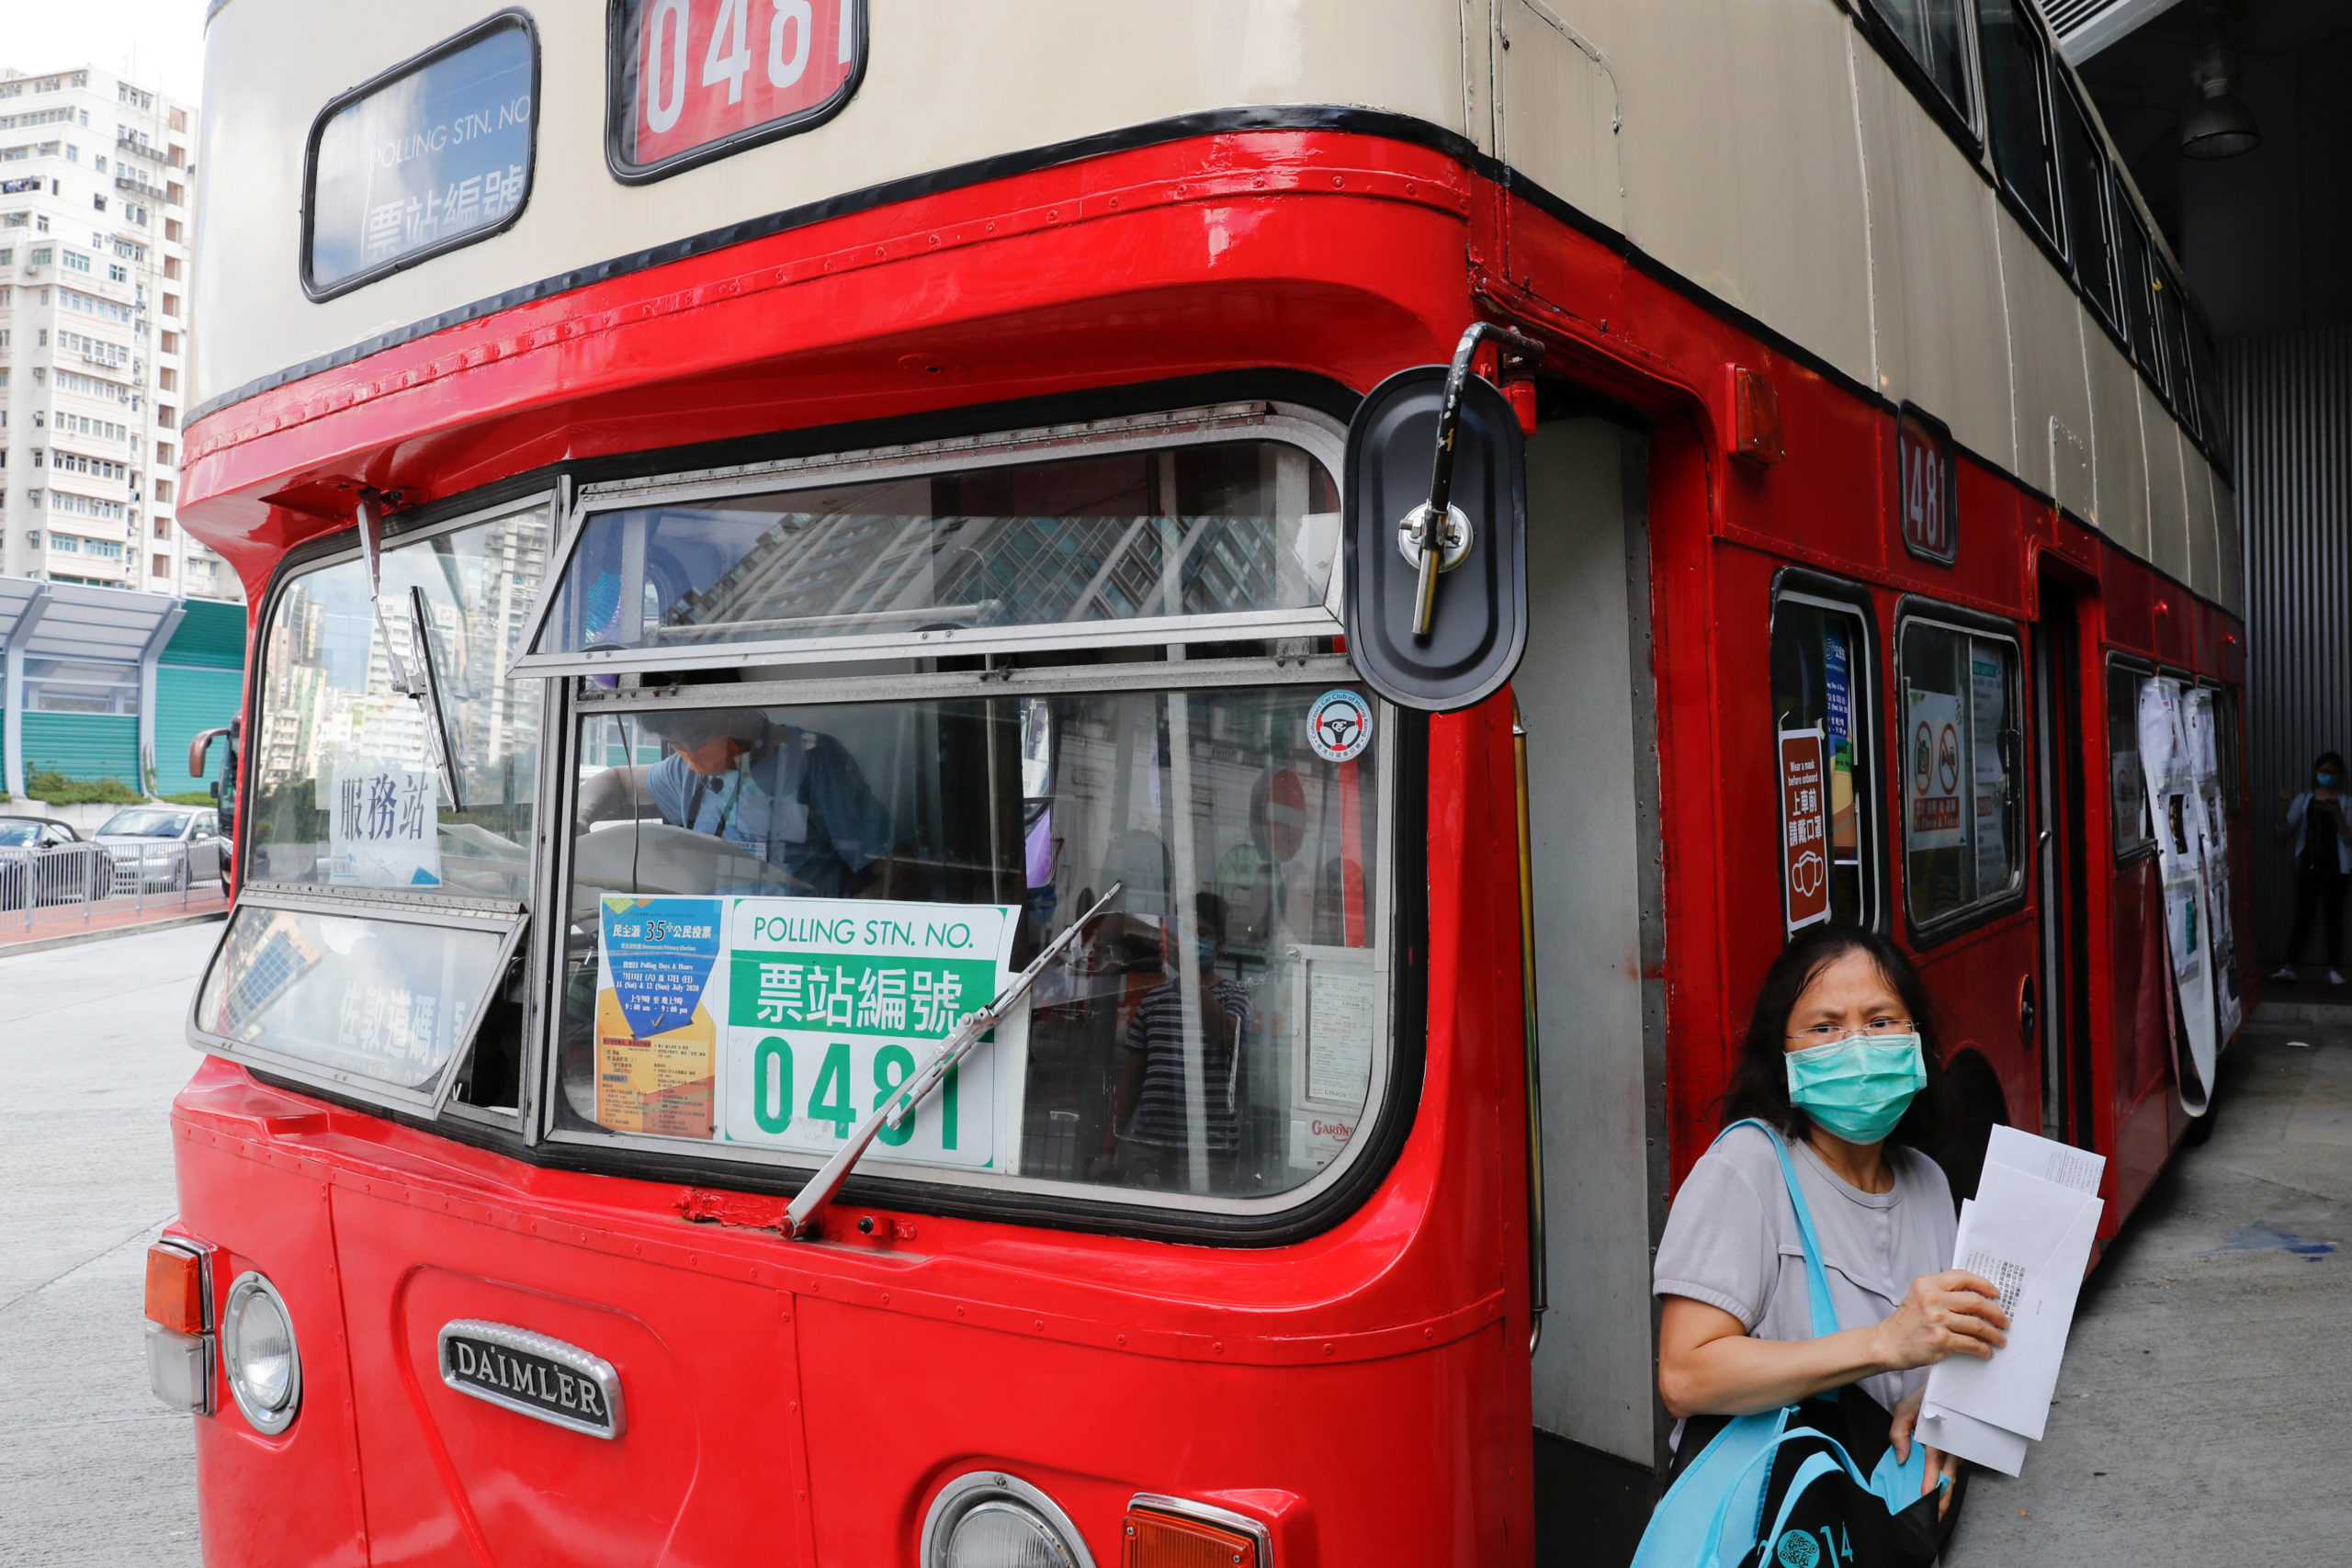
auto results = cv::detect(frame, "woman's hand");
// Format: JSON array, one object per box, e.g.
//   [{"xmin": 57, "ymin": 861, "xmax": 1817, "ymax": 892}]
[
  {"xmin": 1871, "ymin": 1270, "xmax": 2008, "ymax": 1371},
  {"xmin": 1890, "ymin": 1388, "xmax": 1964, "ymax": 1516}
]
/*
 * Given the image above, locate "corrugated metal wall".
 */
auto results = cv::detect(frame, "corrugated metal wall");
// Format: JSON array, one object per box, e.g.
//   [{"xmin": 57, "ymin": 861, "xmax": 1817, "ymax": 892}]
[
  {"xmin": 153, "ymin": 665, "xmax": 246, "ymax": 796},
  {"xmin": 20, "ymin": 713, "xmax": 141, "ymax": 789},
  {"xmin": 2232, "ymin": 326, "xmax": 2352, "ymax": 966}
]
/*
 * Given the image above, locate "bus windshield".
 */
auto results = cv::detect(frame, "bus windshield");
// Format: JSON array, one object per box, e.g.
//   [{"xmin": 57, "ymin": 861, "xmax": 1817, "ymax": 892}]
[
  {"xmin": 555, "ymin": 682, "xmax": 1391, "ymax": 1203},
  {"xmin": 245, "ymin": 500, "xmax": 552, "ymax": 899}
]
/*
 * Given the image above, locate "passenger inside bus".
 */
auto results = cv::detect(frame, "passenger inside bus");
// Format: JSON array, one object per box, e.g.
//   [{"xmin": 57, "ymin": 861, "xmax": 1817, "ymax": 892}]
[
  {"xmin": 1091, "ymin": 892, "xmax": 1250, "ymax": 1189},
  {"xmin": 571, "ymin": 705, "xmax": 918, "ymax": 898},
  {"xmin": 1652, "ymin": 927, "xmax": 2006, "ymax": 1538}
]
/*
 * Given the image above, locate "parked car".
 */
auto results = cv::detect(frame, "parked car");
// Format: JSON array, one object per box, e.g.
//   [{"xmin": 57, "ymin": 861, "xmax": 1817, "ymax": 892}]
[
  {"xmin": 92, "ymin": 806, "xmax": 228, "ymax": 892},
  {"xmin": 0, "ymin": 817, "xmax": 115, "ymax": 909}
]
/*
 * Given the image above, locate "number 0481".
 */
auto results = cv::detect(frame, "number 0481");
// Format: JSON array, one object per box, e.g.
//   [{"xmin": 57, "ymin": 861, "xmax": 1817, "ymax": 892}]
[{"xmin": 629, "ymin": 0, "xmax": 859, "ymax": 163}]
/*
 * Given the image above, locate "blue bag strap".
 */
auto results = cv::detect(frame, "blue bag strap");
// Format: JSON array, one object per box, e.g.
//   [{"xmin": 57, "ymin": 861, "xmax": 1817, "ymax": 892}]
[{"xmin": 1712, "ymin": 1120, "xmax": 1841, "ymax": 1341}]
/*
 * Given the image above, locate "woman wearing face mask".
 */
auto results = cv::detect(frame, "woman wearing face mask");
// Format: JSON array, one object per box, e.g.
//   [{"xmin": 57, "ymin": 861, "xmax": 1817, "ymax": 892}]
[
  {"xmin": 1651, "ymin": 926, "xmax": 2007, "ymax": 1541},
  {"xmin": 2273, "ymin": 751, "xmax": 2352, "ymax": 986}
]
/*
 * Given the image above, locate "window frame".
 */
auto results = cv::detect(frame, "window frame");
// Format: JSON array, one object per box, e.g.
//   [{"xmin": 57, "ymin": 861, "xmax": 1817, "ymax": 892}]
[
  {"xmin": 1770, "ymin": 572, "xmax": 1887, "ymax": 936},
  {"xmin": 212, "ymin": 482, "xmax": 565, "ymax": 1130},
  {"xmin": 2052, "ymin": 74, "xmax": 2120, "ymax": 336},
  {"xmin": 297, "ymin": 9, "xmax": 541, "ymax": 303},
  {"xmin": 2105, "ymin": 654, "xmax": 2158, "ymax": 865},
  {"xmin": 509, "ymin": 401, "xmax": 1350, "ymax": 682},
  {"xmin": 1894, "ymin": 600, "xmax": 2030, "ymax": 944},
  {"xmin": 187, "ymin": 885, "xmax": 530, "ymax": 1116},
  {"xmin": 534, "ymin": 652, "xmax": 1417, "ymax": 1228},
  {"xmin": 1848, "ymin": 0, "xmax": 1984, "ymax": 153},
  {"xmin": 2199, "ymin": 675, "xmax": 2242, "ymax": 816},
  {"xmin": 1975, "ymin": 0, "xmax": 2061, "ymax": 256},
  {"xmin": 603, "ymin": 0, "xmax": 869, "ymax": 186}
]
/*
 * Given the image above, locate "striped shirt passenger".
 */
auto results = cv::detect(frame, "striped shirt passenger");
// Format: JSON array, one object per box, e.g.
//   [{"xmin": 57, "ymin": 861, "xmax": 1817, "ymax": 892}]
[{"xmin": 1123, "ymin": 976, "xmax": 1251, "ymax": 1152}]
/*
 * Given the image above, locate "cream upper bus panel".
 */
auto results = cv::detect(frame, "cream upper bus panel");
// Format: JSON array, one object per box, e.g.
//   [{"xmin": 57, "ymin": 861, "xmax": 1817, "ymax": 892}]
[
  {"xmin": 1993, "ymin": 206, "xmax": 2093, "ymax": 507},
  {"xmin": 193, "ymin": 0, "xmax": 1475, "ymax": 408},
  {"xmin": 2214, "ymin": 472, "xmax": 2244, "ymax": 618},
  {"xmin": 1849, "ymin": 40, "xmax": 2011, "ymax": 468},
  {"xmin": 2143, "ymin": 391, "xmax": 2190, "ymax": 587},
  {"xmin": 1564, "ymin": 0, "xmax": 1875, "ymax": 389},
  {"xmin": 2181, "ymin": 443, "xmax": 2220, "ymax": 602},
  {"xmin": 2083, "ymin": 323, "xmax": 2149, "ymax": 559}
]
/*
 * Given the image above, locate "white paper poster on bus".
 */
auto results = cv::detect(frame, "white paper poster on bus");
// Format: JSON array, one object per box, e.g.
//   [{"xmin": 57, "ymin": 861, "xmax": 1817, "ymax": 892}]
[
  {"xmin": 593, "ymin": 895, "xmax": 1023, "ymax": 1168},
  {"xmin": 2137, "ymin": 679, "xmax": 2218, "ymax": 1112},
  {"xmin": 1906, "ymin": 686, "xmax": 1966, "ymax": 852}
]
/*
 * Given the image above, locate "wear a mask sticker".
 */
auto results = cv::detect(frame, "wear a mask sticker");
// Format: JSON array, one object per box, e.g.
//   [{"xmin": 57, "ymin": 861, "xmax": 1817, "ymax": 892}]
[{"xmin": 1307, "ymin": 690, "xmax": 1374, "ymax": 762}]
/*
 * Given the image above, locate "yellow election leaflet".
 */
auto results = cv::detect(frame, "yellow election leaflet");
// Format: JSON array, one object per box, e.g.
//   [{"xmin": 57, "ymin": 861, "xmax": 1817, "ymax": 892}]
[
  {"xmin": 595, "ymin": 897, "xmax": 723, "ymax": 1138},
  {"xmin": 720, "ymin": 898, "xmax": 1018, "ymax": 1169}
]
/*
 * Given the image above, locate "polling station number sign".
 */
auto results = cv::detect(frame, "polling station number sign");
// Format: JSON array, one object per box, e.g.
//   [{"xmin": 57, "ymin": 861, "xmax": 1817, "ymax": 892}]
[
  {"xmin": 614, "ymin": 0, "xmax": 864, "ymax": 176},
  {"xmin": 596, "ymin": 896, "xmax": 1016, "ymax": 1168},
  {"xmin": 305, "ymin": 16, "xmax": 536, "ymax": 297}
]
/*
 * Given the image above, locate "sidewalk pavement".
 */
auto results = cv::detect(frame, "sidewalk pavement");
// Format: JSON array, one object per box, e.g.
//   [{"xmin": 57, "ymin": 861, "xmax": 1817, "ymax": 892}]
[
  {"xmin": 0, "ymin": 889, "xmax": 227, "ymax": 953},
  {"xmin": 0, "ymin": 922, "xmax": 213, "ymax": 1567},
  {"xmin": 1943, "ymin": 1009, "xmax": 2350, "ymax": 1566}
]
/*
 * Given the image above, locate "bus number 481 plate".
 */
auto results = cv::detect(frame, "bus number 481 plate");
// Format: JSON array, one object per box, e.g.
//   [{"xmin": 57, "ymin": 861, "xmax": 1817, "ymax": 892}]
[{"xmin": 437, "ymin": 1320, "xmax": 627, "ymax": 1439}]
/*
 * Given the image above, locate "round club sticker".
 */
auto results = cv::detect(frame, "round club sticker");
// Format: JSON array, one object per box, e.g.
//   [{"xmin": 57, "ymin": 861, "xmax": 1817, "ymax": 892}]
[{"xmin": 1307, "ymin": 690, "xmax": 1374, "ymax": 762}]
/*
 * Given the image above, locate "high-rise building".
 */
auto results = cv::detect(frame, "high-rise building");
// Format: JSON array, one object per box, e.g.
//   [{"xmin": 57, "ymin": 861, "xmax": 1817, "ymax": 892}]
[{"xmin": 0, "ymin": 64, "xmax": 235, "ymax": 603}]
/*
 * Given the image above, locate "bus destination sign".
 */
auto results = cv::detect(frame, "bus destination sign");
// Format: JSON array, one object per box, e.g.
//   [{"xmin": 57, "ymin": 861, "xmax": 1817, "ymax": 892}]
[
  {"xmin": 304, "ymin": 16, "xmax": 537, "ymax": 298},
  {"xmin": 613, "ymin": 0, "xmax": 864, "ymax": 177}
]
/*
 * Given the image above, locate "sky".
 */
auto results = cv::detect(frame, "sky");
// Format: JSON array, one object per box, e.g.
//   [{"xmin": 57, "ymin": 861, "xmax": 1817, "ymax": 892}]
[{"xmin": 0, "ymin": 0, "xmax": 209, "ymax": 105}]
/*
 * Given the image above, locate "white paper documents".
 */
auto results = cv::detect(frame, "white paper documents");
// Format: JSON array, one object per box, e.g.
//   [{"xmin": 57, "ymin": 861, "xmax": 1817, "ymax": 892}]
[{"xmin": 1919, "ymin": 1127, "xmax": 2106, "ymax": 1477}]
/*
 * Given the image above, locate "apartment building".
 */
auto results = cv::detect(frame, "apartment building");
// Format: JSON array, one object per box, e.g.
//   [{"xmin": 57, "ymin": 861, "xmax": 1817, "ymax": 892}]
[{"xmin": 0, "ymin": 64, "xmax": 236, "ymax": 604}]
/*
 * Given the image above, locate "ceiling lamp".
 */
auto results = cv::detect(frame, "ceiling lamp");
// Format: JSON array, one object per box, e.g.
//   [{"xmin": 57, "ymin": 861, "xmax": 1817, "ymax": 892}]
[{"xmin": 2182, "ymin": 40, "xmax": 2261, "ymax": 159}]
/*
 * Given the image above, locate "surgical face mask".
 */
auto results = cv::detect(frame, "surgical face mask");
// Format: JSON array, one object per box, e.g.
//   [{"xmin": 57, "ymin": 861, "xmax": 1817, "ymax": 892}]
[
  {"xmin": 2319, "ymin": 773, "xmax": 2341, "ymax": 789},
  {"xmin": 1784, "ymin": 1032, "xmax": 1926, "ymax": 1145}
]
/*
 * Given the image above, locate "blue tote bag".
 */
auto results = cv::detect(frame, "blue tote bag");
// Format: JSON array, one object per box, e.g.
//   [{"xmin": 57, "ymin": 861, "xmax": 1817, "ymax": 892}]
[{"xmin": 1630, "ymin": 1122, "xmax": 1945, "ymax": 1568}]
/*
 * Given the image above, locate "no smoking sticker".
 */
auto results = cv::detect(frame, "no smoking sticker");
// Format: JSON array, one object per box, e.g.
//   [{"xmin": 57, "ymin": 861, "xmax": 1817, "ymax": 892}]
[{"xmin": 1307, "ymin": 690, "xmax": 1374, "ymax": 762}]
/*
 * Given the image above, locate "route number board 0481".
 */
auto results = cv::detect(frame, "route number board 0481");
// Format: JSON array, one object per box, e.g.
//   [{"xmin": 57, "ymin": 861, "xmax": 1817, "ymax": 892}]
[{"xmin": 613, "ymin": 0, "xmax": 864, "ymax": 176}]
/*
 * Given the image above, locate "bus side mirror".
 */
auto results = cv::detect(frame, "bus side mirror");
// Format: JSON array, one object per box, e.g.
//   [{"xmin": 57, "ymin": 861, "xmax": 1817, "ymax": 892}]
[
  {"xmin": 1342, "ymin": 333, "xmax": 1534, "ymax": 713},
  {"xmin": 188, "ymin": 726, "xmax": 232, "ymax": 783}
]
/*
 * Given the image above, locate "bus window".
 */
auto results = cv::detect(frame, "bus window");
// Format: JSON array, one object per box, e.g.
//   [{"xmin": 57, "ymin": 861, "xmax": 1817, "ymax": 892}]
[
  {"xmin": 523, "ymin": 428, "xmax": 1342, "ymax": 675},
  {"xmin": 553, "ymin": 681, "xmax": 1392, "ymax": 1206},
  {"xmin": 2053, "ymin": 81, "xmax": 2117, "ymax": 330},
  {"xmin": 1898, "ymin": 617, "xmax": 2025, "ymax": 931},
  {"xmin": 193, "ymin": 902, "xmax": 525, "ymax": 1110},
  {"xmin": 1770, "ymin": 591, "xmax": 1878, "ymax": 929},
  {"xmin": 2107, "ymin": 661, "xmax": 2155, "ymax": 858},
  {"xmin": 246, "ymin": 499, "xmax": 552, "ymax": 899},
  {"xmin": 1976, "ymin": 0, "xmax": 2059, "ymax": 248},
  {"xmin": 1860, "ymin": 0, "xmax": 1977, "ymax": 129},
  {"xmin": 2205, "ymin": 680, "xmax": 2243, "ymax": 814},
  {"xmin": 2109, "ymin": 663, "xmax": 2161, "ymax": 856},
  {"xmin": 2112, "ymin": 200, "xmax": 2162, "ymax": 380}
]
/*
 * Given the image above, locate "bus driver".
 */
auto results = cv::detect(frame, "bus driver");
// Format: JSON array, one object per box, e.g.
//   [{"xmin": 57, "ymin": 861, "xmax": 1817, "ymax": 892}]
[{"xmin": 573, "ymin": 708, "xmax": 913, "ymax": 898}]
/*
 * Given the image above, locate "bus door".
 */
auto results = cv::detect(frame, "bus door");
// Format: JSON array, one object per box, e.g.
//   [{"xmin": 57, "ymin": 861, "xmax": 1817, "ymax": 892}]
[
  {"xmin": 2032, "ymin": 572, "xmax": 2096, "ymax": 1149},
  {"xmin": 1514, "ymin": 415, "xmax": 1666, "ymax": 1562}
]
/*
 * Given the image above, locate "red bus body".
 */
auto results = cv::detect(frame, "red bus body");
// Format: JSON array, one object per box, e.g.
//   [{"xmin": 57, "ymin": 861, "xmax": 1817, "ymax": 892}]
[{"xmin": 173, "ymin": 7, "xmax": 2246, "ymax": 1563}]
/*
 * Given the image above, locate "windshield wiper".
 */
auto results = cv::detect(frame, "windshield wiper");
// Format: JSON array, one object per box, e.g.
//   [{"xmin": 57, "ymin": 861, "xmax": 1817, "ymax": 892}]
[
  {"xmin": 357, "ymin": 497, "xmax": 465, "ymax": 812},
  {"xmin": 784, "ymin": 881, "xmax": 1124, "ymax": 1239}
]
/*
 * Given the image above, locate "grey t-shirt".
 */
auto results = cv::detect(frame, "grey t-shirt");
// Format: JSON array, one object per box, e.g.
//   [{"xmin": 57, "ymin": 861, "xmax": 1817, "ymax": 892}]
[{"xmin": 1654, "ymin": 1122, "xmax": 1957, "ymax": 1416}]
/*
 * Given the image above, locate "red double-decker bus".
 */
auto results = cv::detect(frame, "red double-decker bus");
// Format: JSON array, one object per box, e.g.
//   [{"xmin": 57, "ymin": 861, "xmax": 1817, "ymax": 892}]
[{"xmin": 153, "ymin": 3, "xmax": 2247, "ymax": 1563}]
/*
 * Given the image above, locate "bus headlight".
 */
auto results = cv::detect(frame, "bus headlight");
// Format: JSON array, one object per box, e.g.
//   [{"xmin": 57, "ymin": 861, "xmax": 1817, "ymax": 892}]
[
  {"xmin": 221, "ymin": 1272, "xmax": 301, "ymax": 1434},
  {"xmin": 922, "ymin": 1472, "xmax": 1091, "ymax": 1568}
]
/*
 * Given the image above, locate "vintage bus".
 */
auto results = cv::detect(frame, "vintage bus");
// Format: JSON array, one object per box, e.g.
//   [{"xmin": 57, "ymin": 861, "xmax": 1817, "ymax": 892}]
[{"xmin": 151, "ymin": 1, "xmax": 2248, "ymax": 1563}]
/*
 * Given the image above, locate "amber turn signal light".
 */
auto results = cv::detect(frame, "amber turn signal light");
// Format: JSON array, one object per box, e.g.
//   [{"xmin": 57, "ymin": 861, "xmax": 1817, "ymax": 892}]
[
  {"xmin": 145, "ymin": 1241, "xmax": 208, "ymax": 1337},
  {"xmin": 1121, "ymin": 1506, "xmax": 1260, "ymax": 1568}
]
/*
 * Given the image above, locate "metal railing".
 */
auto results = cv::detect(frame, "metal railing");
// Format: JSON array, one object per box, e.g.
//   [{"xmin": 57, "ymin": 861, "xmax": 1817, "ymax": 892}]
[{"xmin": 0, "ymin": 840, "xmax": 225, "ymax": 935}]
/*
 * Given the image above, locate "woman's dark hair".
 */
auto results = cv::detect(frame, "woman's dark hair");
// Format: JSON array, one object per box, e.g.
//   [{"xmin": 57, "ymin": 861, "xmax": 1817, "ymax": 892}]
[
  {"xmin": 2315, "ymin": 752, "xmax": 2345, "ymax": 776},
  {"xmin": 1721, "ymin": 925, "xmax": 1948, "ymax": 1148}
]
